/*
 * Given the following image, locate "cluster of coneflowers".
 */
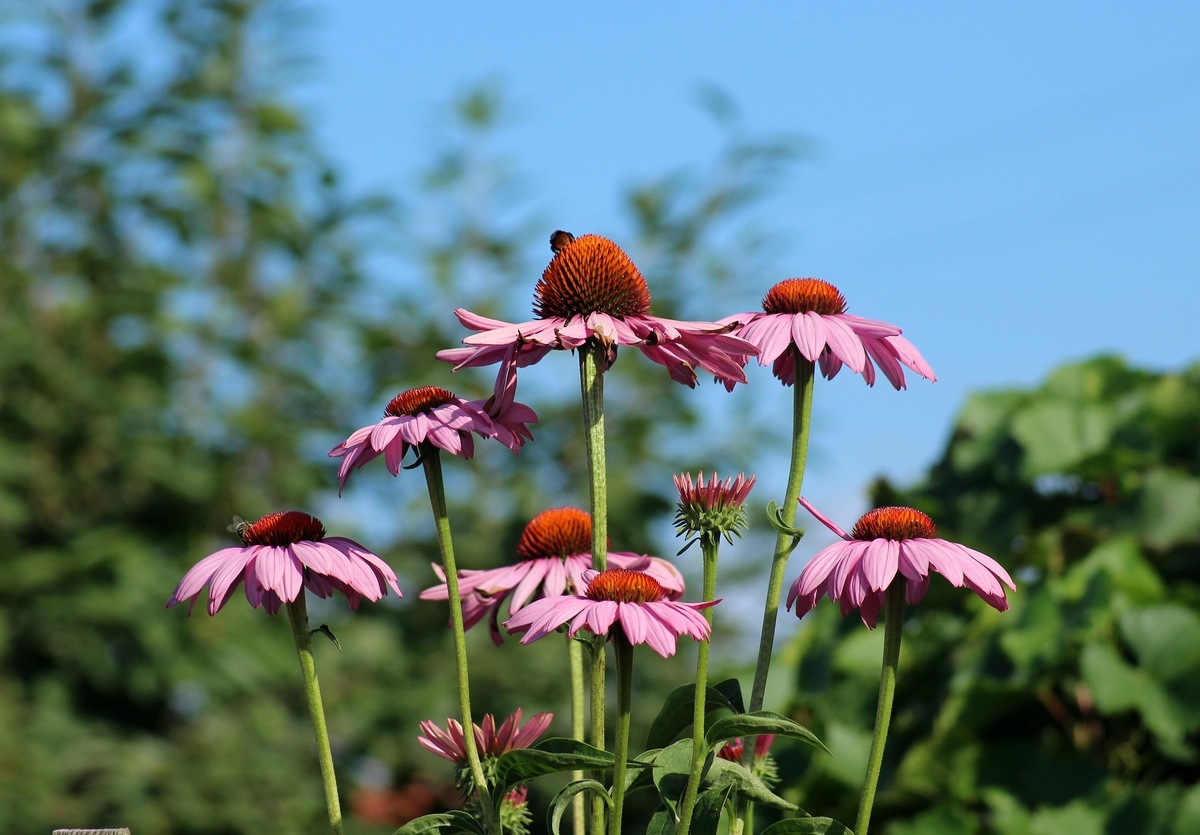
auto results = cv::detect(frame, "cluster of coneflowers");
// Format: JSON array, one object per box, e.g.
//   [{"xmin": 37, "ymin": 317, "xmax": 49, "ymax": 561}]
[{"xmin": 167, "ymin": 232, "xmax": 1014, "ymax": 835}]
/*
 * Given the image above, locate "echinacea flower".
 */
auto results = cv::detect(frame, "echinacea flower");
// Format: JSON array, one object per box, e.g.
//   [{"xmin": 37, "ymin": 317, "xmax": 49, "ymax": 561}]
[
  {"xmin": 436, "ymin": 233, "xmax": 758, "ymax": 388},
  {"xmin": 674, "ymin": 471, "xmax": 756, "ymax": 551},
  {"xmin": 328, "ymin": 363, "xmax": 537, "ymax": 494},
  {"xmin": 166, "ymin": 511, "xmax": 401, "ymax": 615},
  {"xmin": 787, "ymin": 498, "xmax": 1015, "ymax": 628},
  {"xmin": 721, "ymin": 277, "xmax": 936, "ymax": 389},
  {"xmin": 420, "ymin": 507, "xmax": 685, "ymax": 644},
  {"xmin": 716, "ymin": 734, "xmax": 775, "ymax": 763},
  {"xmin": 505, "ymin": 568, "xmax": 715, "ymax": 658},
  {"xmin": 417, "ymin": 708, "xmax": 554, "ymax": 765}
]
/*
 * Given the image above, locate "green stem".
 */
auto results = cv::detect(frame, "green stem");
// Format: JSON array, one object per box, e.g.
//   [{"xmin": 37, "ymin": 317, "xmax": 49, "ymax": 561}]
[
  {"xmin": 608, "ymin": 635, "xmax": 634, "ymax": 835},
  {"xmin": 743, "ymin": 356, "xmax": 813, "ymax": 835},
  {"xmin": 855, "ymin": 582, "xmax": 906, "ymax": 835},
  {"xmin": 676, "ymin": 534, "xmax": 720, "ymax": 833},
  {"xmin": 568, "ymin": 633, "xmax": 587, "ymax": 835},
  {"xmin": 588, "ymin": 635, "xmax": 607, "ymax": 835},
  {"xmin": 579, "ymin": 343, "xmax": 609, "ymax": 835},
  {"xmin": 580, "ymin": 342, "xmax": 608, "ymax": 573},
  {"xmin": 285, "ymin": 596, "xmax": 344, "ymax": 835},
  {"xmin": 420, "ymin": 446, "xmax": 496, "ymax": 829},
  {"xmin": 748, "ymin": 356, "xmax": 815, "ymax": 715}
]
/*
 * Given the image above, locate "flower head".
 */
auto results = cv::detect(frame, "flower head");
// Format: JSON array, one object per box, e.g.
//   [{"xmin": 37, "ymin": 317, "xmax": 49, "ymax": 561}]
[
  {"xmin": 417, "ymin": 708, "xmax": 554, "ymax": 765},
  {"xmin": 328, "ymin": 364, "xmax": 537, "ymax": 494},
  {"xmin": 437, "ymin": 233, "xmax": 758, "ymax": 388},
  {"xmin": 721, "ymin": 277, "xmax": 936, "ymax": 389},
  {"xmin": 787, "ymin": 498, "xmax": 1015, "ymax": 628},
  {"xmin": 417, "ymin": 709, "xmax": 553, "ymax": 805},
  {"xmin": 504, "ymin": 568, "xmax": 716, "ymax": 658},
  {"xmin": 166, "ymin": 511, "xmax": 401, "ymax": 615},
  {"xmin": 674, "ymin": 471, "xmax": 756, "ymax": 552},
  {"xmin": 420, "ymin": 507, "xmax": 685, "ymax": 644}
]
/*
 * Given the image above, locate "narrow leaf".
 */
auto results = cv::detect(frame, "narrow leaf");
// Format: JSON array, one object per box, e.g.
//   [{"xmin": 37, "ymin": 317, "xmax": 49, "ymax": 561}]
[
  {"xmin": 760, "ymin": 817, "xmax": 854, "ymax": 835},
  {"xmin": 492, "ymin": 737, "xmax": 615, "ymax": 796},
  {"xmin": 548, "ymin": 780, "xmax": 612, "ymax": 835},
  {"xmin": 391, "ymin": 810, "xmax": 484, "ymax": 835},
  {"xmin": 705, "ymin": 711, "xmax": 829, "ymax": 754}
]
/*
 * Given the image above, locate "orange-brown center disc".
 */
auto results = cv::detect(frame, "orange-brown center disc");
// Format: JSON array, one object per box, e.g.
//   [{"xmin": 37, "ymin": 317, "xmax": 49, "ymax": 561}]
[
  {"xmin": 533, "ymin": 234, "xmax": 651, "ymax": 320},
  {"xmin": 761, "ymin": 278, "xmax": 847, "ymax": 316},
  {"xmin": 242, "ymin": 511, "xmax": 326, "ymax": 546},
  {"xmin": 851, "ymin": 506, "xmax": 937, "ymax": 541},
  {"xmin": 516, "ymin": 507, "xmax": 593, "ymax": 559},
  {"xmin": 585, "ymin": 569, "xmax": 666, "ymax": 603},
  {"xmin": 385, "ymin": 386, "xmax": 456, "ymax": 418}
]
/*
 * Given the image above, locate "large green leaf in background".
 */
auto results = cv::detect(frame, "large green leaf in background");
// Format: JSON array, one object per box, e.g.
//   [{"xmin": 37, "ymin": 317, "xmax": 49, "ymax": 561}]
[{"xmin": 783, "ymin": 355, "xmax": 1200, "ymax": 834}]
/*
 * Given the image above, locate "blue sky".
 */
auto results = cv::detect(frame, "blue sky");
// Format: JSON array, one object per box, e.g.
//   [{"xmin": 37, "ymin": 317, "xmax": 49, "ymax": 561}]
[{"xmin": 303, "ymin": 2, "xmax": 1199, "ymax": 532}]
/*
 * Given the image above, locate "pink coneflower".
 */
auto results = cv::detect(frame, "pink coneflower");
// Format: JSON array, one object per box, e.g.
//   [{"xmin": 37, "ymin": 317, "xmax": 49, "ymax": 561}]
[
  {"xmin": 436, "ymin": 233, "xmax": 758, "ymax": 389},
  {"xmin": 721, "ymin": 277, "xmax": 936, "ymax": 389},
  {"xmin": 420, "ymin": 507, "xmax": 686, "ymax": 644},
  {"xmin": 716, "ymin": 734, "xmax": 775, "ymax": 763},
  {"xmin": 674, "ymin": 471, "xmax": 756, "ymax": 551},
  {"xmin": 166, "ymin": 511, "xmax": 401, "ymax": 616},
  {"xmin": 787, "ymin": 498, "xmax": 1015, "ymax": 628},
  {"xmin": 417, "ymin": 709, "xmax": 554, "ymax": 765},
  {"xmin": 328, "ymin": 367, "xmax": 537, "ymax": 494},
  {"xmin": 504, "ymin": 568, "xmax": 715, "ymax": 658}
]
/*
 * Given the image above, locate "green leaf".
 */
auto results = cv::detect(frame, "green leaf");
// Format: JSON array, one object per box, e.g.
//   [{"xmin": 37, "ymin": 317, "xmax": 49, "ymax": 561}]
[
  {"xmin": 705, "ymin": 756, "xmax": 798, "ymax": 810},
  {"xmin": 691, "ymin": 786, "xmax": 734, "ymax": 835},
  {"xmin": 760, "ymin": 818, "xmax": 854, "ymax": 835},
  {"xmin": 548, "ymin": 780, "xmax": 611, "ymax": 835},
  {"xmin": 705, "ymin": 710, "xmax": 829, "ymax": 754},
  {"xmin": 1010, "ymin": 398, "xmax": 1114, "ymax": 476},
  {"xmin": 647, "ymin": 809, "xmax": 677, "ymax": 835},
  {"xmin": 646, "ymin": 678, "xmax": 743, "ymax": 749},
  {"xmin": 492, "ymin": 737, "xmax": 615, "ymax": 796},
  {"xmin": 766, "ymin": 500, "xmax": 806, "ymax": 549},
  {"xmin": 392, "ymin": 810, "xmax": 485, "ymax": 835},
  {"xmin": 651, "ymin": 739, "xmax": 705, "ymax": 813}
]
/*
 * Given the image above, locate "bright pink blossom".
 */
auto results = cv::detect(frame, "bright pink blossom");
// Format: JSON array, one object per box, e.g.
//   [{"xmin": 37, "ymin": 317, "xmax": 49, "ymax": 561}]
[
  {"xmin": 328, "ymin": 363, "xmax": 536, "ymax": 494},
  {"xmin": 420, "ymin": 507, "xmax": 685, "ymax": 644},
  {"xmin": 787, "ymin": 498, "xmax": 1015, "ymax": 628},
  {"xmin": 166, "ymin": 511, "xmax": 401, "ymax": 615},
  {"xmin": 417, "ymin": 709, "xmax": 554, "ymax": 764},
  {"xmin": 437, "ymin": 234, "xmax": 758, "ymax": 388},
  {"xmin": 505, "ymin": 569, "xmax": 716, "ymax": 658},
  {"xmin": 721, "ymin": 277, "xmax": 935, "ymax": 389}
]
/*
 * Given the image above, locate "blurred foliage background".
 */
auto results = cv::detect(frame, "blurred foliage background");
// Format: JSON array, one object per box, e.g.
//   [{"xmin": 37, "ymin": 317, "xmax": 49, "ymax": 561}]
[{"xmin": 1, "ymin": 1, "xmax": 1196, "ymax": 834}]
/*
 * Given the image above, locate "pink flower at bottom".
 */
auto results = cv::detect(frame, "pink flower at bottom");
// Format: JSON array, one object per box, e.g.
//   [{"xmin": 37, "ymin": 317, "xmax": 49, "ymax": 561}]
[
  {"xmin": 505, "ymin": 569, "xmax": 716, "ymax": 658},
  {"xmin": 417, "ymin": 709, "xmax": 554, "ymax": 765},
  {"xmin": 787, "ymin": 498, "xmax": 1015, "ymax": 628},
  {"xmin": 420, "ymin": 507, "xmax": 685, "ymax": 645},
  {"xmin": 166, "ymin": 511, "xmax": 401, "ymax": 615}
]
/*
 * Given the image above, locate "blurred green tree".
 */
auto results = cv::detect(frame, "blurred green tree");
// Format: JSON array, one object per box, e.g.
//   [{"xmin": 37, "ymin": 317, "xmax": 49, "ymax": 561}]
[
  {"xmin": 783, "ymin": 356, "xmax": 1200, "ymax": 835},
  {"xmin": 0, "ymin": 1, "xmax": 804, "ymax": 832}
]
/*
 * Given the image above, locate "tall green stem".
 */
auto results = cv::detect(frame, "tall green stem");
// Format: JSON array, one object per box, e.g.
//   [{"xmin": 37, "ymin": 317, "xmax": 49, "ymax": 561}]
[
  {"xmin": 579, "ymin": 343, "xmax": 609, "ymax": 835},
  {"xmin": 676, "ymin": 534, "xmax": 721, "ymax": 833},
  {"xmin": 855, "ymin": 582, "xmax": 906, "ymax": 835},
  {"xmin": 749, "ymin": 355, "xmax": 815, "ymax": 714},
  {"xmin": 568, "ymin": 633, "xmax": 587, "ymax": 835},
  {"xmin": 420, "ymin": 446, "xmax": 495, "ymax": 828},
  {"xmin": 608, "ymin": 635, "xmax": 635, "ymax": 835},
  {"xmin": 742, "ymin": 356, "xmax": 814, "ymax": 835},
  {"xmin": 285, "ymin": 595, "xmax": 343, "ymax": 835},
  {"xmin": 580, "ymin": 343, "xmax": 608, "ymax": 573}
]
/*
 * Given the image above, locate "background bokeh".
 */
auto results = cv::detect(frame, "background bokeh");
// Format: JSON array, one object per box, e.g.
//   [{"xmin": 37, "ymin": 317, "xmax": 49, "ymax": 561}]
[{"xmin": 1, "ymin": 1, "xmax": 1196, "ymax": 833}]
